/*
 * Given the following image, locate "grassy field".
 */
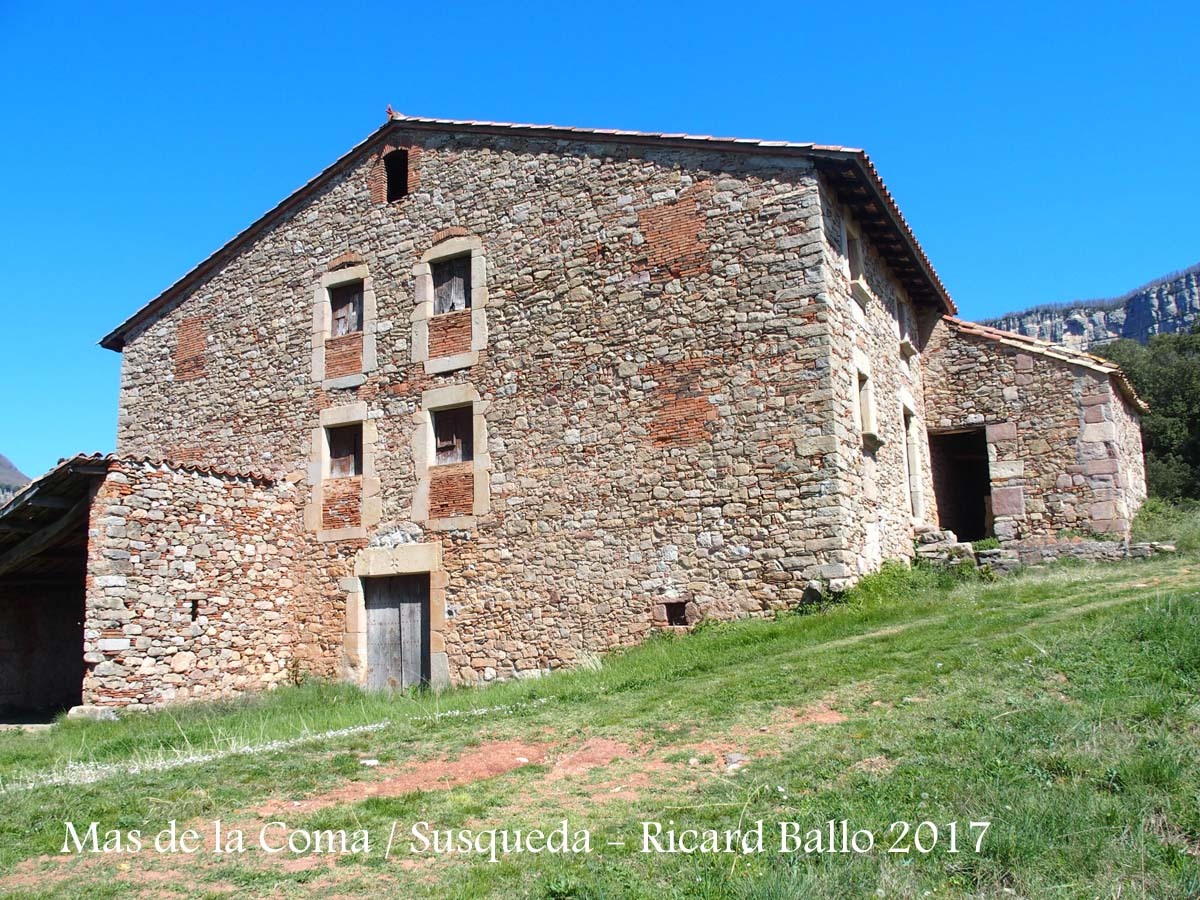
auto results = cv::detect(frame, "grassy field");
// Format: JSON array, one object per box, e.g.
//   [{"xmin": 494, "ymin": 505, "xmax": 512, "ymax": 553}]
[{"xmin": 0, "ymin": 553, "xmax": 1198, "ymax": 898}]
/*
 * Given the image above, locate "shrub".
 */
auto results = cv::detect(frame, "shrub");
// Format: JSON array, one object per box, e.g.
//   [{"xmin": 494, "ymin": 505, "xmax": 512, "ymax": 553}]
[{"xmin": 1132, "ymin": 497, "xmax": 1200, "ymax": 551}]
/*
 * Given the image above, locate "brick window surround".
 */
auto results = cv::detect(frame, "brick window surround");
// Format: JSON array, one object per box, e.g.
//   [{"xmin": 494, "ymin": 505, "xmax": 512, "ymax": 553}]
[
  {"xmin": 312, "ymin": 261, "xmax": 378, "ymax": 389},
  {"xmin": 306, "ymin": 401, "xmax": 382, "ymax": 542},
  {"xmin": 412, "ymin": 234, "xmax": 489, "ymax": 375},
  {"xmin": 411, "ymin": 384, "xmax": 491, "ymax": 530}
]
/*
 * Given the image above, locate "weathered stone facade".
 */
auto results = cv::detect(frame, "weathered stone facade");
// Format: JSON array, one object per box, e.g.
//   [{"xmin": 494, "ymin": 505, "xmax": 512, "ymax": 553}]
[
  {"xmin": 5, "ymin": 114, "xmax": 1137, "ymax": 708},
  {"xmin": 922, "ymin": 317, "xmax": 1147, "ymax": 542},
  {"xmin": 107, "ymin": 120, "xmax": 941, "ymax": 695},
  {"xmin": 82, "ymin": 459, "xmax": 346, "ymax": 707}
]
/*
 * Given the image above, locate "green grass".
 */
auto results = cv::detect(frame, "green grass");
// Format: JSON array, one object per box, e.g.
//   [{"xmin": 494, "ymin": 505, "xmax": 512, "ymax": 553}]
[{"xmin": 1, "ymin": 553, "xmax": 1198, "ymax": 898}]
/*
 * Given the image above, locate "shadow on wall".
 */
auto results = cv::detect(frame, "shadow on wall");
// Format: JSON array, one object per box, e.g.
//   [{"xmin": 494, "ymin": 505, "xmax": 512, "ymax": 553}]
[{"xmin": 0, "ymin": 576, "xmax": 85, "ymax": 722}]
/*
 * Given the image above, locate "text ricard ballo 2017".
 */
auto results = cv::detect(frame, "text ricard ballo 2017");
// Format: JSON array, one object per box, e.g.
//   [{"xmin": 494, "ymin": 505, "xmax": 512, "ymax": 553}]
[{"xmin": 62, "ymin": 818, "xmax": 992, "ymax": 862}]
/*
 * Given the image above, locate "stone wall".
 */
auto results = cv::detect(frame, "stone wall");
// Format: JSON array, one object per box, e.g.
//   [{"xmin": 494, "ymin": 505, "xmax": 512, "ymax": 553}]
[
  {"xmin": 108, "ymin": 128, "xmax": 943, "ymax": 689},
  {"xmin": 922, "ymin": 319, "xmax": 1146, "ymax": 542},
  {"xmin": 81, "ymin": 459, "xmax": 347, "ymax": 708},
  {"xmin": 817, "ymin": 177, "xmax": 941, "ymax": 579}
]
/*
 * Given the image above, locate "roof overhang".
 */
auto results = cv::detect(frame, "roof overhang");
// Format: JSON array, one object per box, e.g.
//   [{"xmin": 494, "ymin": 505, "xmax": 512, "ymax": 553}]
[{"xmin": 99, "ymin": 114, "xmax": 955, "ymax": 352}]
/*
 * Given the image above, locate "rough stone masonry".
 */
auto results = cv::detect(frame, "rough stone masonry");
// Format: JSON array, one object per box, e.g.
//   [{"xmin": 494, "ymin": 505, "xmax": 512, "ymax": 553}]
[{"xmin": 4, "ymin": 114, "xmax": 1149, "ymax": 710}]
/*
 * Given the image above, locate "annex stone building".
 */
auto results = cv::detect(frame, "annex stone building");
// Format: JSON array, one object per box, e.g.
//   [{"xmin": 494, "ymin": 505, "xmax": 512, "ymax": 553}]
[{"xmin": 0, "ymin": 114, "xmax": 1148, "ymax": 714}]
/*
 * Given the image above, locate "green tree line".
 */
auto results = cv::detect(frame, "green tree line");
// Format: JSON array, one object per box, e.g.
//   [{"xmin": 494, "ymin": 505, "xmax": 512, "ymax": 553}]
[{"xmin": 1098, "ymin": 324, "xmax": 1200, "ymax": 500}]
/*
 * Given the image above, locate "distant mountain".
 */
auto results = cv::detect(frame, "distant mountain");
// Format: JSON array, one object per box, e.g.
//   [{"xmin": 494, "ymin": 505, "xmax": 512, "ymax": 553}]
[
  {"xmin": 983, "ymin": 263, "xmax": 1200, "ymax": 351},
  {"xmin": 0, "ymin": 454, "xmax": 31, "ymax": 505}
]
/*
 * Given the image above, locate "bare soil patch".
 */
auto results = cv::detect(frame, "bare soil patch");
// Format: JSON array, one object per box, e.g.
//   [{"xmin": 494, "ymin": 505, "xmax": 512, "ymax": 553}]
[
  {"xmin": 259, "ymin": 738, "xmax": 550, "ymax": 817},
  {"xmin": 547, "ymin": 738, "xmax": 634, "ymax": 779}
]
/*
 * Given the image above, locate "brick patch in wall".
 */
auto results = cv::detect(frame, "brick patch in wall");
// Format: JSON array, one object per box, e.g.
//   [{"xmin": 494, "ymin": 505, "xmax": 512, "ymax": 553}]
[
  {"xmin": 428, "ymin": 310, "xmax": 473, "ymax": 359},
  {"xmin": 368, "ymin": 142, "xmax": 422, "ymax": 203},
  {"xmin": 168, "ymin": 444, "xmax": 207, "ymax": 464},
  {"xmin": 428, "ymin": 462, "xmax": 474, "ymax": 519},
  {"xmin": 644, "ymin": 358, "xmax": 718, "ymax": 448},
  {"xmin": 637, "ymin": 182, "xmax": 710, "ymax": 280},
  {"xmin": 433, "ymin": 225, "xmax": 469, "ymax": 244},
  {"xmin": 328, "ymin": 250, "xmax": 365, "ymax": 271},
  {"xmin": 325, "ymin": 332, "xmax": 364, "ymax": 379},
  {"xmin": 323, "ymin": 476, "xmax": 362, "ymax": 530},
  {"xmin": 174, "ymin": 316, "xmax": 209, "ymax": 381}
]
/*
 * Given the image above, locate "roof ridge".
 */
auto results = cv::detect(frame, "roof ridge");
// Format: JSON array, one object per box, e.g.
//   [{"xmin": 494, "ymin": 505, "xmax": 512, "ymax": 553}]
[{"xmin": 387, "ymin": 111, "xmax": 865, "ymax": 153}]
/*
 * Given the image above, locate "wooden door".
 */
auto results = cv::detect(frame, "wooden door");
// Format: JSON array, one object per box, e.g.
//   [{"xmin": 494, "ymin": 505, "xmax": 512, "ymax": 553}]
[{"xmin": 364, "ymin": 575, "xmax": 430, "ymax": 690}]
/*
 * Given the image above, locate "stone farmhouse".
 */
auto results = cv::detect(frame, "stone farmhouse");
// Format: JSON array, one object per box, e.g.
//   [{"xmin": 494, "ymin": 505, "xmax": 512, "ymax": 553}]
[{"xmin": 0, "ymin": 114, "xmax": 1148, "ymax": 715}]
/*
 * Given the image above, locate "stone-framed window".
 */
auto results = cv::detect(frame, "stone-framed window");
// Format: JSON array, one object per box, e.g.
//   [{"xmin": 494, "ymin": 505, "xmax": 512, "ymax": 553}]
[
  {"xmin": 432, "ymin": 255, "xmax": 472, "ymax": 313},
  {"xmin": 412, "ymin": 234, "xmax": 489, "ymax": 375},
  {"xmin": 412, "ymin": 384, "xmax": 491, "ymax": 530},
  {"xmin": 842, "ymin": 216, "xmax": 872, "ymax": 308},
  {"xmin": 312, "ymin": 261, "xmax": 377, "ymax": 389},
  {"xmin": 898, "ymin": 300, "xmax": 919, "ymax": 373},
  {"xmin": 853, "ymin": 350, "xmax": 882, "ymax": 452},
  {"xmin": 899, "ymin": 393, "xmax": 926, "ymax": 521},
  {"xmin": 306, "ymin": 402, "xmax": 381, "ymax": 542}
]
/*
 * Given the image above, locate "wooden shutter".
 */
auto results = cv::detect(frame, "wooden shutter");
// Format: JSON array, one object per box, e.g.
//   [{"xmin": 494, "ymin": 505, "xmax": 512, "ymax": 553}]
[
  {"xmin": 328, "ymin": 425, "xmax": 362, "ymax": 477},
  {"xmin": 330, "ymin": 282, "xmax": 363, "ymax": 336},
  {"xmin": 432, "ymin": 256, "xmax": 471, "ymax": 314},
  {"xmin": 432, "ymin": 407, "xmax": 473, "ymax": 465}
]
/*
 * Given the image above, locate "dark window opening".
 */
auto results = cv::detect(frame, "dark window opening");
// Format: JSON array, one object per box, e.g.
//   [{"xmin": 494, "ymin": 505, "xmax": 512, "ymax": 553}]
[
  {"xmin": 432, "ymin": 406, "xmax": 473, "ymax": 465},
  {"xmin": 190, "ymin": 599, "xmax": 199, "ymax": 622},
  {"xmin": 330, "ymin": 281, "xmax": 364, "ymax": 337},
  {"xmin": 665, "ymin": 602, "xmax": 688, "ymax": 626},
  {"xmin": 384, "ymin": 149, "xmax": 409, "ymax": 202},
  {"xmin": 928, "ymin": 429, "xmax": 992, "ymax": 541},
  {"xmin": 328, "ymin": 424, "xmax": 364, "ymax": 478},
  {"xmin": 432, "ymin": 255, "xmax": 471, "ymax": 314}
]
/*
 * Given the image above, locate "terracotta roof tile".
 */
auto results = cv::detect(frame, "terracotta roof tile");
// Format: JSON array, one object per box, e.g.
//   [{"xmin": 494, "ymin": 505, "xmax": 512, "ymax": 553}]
[{"xmin": 945, "ymin": 316, "xmax": 1148, "ymax": 413}]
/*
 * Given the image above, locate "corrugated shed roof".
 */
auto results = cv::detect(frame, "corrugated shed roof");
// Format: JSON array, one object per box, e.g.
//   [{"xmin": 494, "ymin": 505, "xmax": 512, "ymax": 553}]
[
  {"xmin": 944, "ymin": 316, "xmax": 1149, "ymax": 413},
  {"xmin": 99, "ymin": 112, "xmax": 955, "ymax": 350}
]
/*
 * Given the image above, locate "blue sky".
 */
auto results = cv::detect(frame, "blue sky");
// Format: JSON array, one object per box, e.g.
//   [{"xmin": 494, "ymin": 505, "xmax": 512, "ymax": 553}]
[{"xmin": 1, "ymin": 0, "xmax": 1196, "ymax": 478}]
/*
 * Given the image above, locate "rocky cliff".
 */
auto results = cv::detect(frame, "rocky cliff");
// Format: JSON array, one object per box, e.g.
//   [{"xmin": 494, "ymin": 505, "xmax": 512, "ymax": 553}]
[
  {"xmin": 0, "ymin": 453, "xmax": 31, "ymax": 506},
  {"xmin": 983, "ymin": 263, "xmax": 1200, "ymax": 351}
]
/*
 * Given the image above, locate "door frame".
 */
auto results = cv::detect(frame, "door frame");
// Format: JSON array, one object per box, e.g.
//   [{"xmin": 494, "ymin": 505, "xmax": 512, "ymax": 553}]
[
  {"xmin": 363, "ymin": 574, "xmax": 431, "ymax": 691},
  {"xmin": 344, "ymin": 542, "xmax": 449, "ymax": 690}
]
